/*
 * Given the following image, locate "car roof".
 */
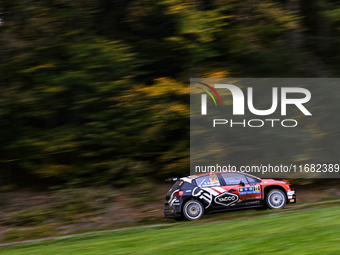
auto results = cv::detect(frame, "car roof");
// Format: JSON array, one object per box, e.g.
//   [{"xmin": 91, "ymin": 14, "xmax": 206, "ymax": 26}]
[{"xmin": 186, "ymin": 171, "xmax": 262, "ymax": 180}]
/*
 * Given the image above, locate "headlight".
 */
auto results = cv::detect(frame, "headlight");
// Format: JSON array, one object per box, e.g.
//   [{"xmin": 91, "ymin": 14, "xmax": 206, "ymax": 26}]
[{"xmin": 281, "ymin": 181, "xmax": 289, "ymax": 184}]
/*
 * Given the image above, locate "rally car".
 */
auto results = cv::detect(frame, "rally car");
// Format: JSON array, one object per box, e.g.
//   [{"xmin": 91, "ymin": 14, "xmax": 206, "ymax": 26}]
[{"xmin": 163, "ymin": 171, "xmax": 296, "ymax": 220}]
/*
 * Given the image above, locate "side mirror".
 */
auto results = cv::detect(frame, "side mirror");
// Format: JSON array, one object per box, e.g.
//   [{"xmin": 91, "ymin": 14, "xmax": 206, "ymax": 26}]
[{"xmin": 239, "ymin": 181, "xmax": 245, "ymax": 187}]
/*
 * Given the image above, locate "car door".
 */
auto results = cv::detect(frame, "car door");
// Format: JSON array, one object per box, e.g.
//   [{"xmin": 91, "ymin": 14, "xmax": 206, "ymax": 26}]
[
  {"xmin": 219, "ymin": 172, "xmax": 261, "ymax": 208},
  {"xmin": 195, "ymin": 173, "xmax": 244, "ymax": 210},
  {"xmin": 242, "ymin": 175, "xmax": 262, "ymax": 202},
  {"xmin": 193, "ymin": 173, "xmax": 223, "ymax": 209}
]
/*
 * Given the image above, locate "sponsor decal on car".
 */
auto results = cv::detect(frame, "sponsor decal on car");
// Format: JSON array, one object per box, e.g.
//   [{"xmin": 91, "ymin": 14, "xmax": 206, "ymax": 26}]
[
  {"xmin": 243, "ymin": 196, "xmax": 261, "ymax": 200},
  {"xmin": 214, "ymin": 192, "xmax": 239, "ymax": 206},
  {"xmin": 238, "ymin": 185, "xmax": 261, "ymax": 195},
  {"xmin": 192, "ymin": 187, "xmax": 213, "ymax": 209},
  {"xmin": 245, "ymin": 200, "xmax": 261, "ymax": 206}
]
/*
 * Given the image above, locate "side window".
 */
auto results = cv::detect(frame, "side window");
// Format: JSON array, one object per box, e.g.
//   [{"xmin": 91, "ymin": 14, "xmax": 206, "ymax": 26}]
[
  {"xmin": 246, "ymin": 176, "xmax": 261, "ymax": 184},
  {"xmin": 221, "ymin": 173, "xmax": 248, "ymax": 185},
  {"xmin": 195, "ymin": 174, "xmax": 221, "ymax": 188}
]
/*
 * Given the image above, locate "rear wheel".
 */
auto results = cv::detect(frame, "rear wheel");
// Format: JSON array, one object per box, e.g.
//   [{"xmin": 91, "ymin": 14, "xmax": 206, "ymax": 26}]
[
  {"xmin": 266, "ymin": 189, "xmax": 286, "ymax": 209},
  {"xmin": 183, "ymin": 199, "xmax": 204, "ymax": 220}
]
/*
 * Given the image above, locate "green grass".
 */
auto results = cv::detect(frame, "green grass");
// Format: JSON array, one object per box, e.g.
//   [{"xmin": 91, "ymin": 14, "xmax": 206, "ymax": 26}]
[{"xmin": 1, "ymin": 205, "xmax": 340, "ymax": 255}]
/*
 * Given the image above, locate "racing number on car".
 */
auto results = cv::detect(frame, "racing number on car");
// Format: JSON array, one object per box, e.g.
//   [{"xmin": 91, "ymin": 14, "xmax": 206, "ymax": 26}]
[
  {"xmin": 254, "ymin": 186, "xmax": 260, "ymax": 192},
  {"xmin": 210, "ymin": 173, "xmax": 218, "ymax": 183}
]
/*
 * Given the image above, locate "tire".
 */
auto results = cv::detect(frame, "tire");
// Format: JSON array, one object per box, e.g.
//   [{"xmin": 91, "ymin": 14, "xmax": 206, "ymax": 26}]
[
  {"xmin": 183, "ymin": 199, "xmax": 204, "ymax": 220},
  {"xmin": 266, "ymin": 189, "xmax": 286, "ymax": 209}
]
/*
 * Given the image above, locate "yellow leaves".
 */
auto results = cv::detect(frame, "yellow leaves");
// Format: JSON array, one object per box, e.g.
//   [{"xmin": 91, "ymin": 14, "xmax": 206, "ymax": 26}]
[
  {"xmin": 148, "ymin": 102, "xmax": 189, "ymax": 121},
  {"xmin": 167, "ymin": 104, "xmax": 189, "ymax": 115},
  {"xmin": 43, "ymin": 143, "xmax": 78, "ymax": 154},
  {"xmin": 163, "ymin": 1, "xmax": 220, "ymax": 43},
  {"xmin": 303, "ymin": 123, "xmax": 328, "ymax": 139},
  {"xmin": 80, "ymin": 151, "xmax": 101, "ymax": 158},
  {"xmin": 324, "ymin": 9, "xmax": 340, "ymax": 22},
  {"xmin": 162, "ymin": 157, "xmax": 189, "ymax": 173},
  {"xmin": 22, "ymin": 134, "xmax": 78, "ymax": 155},
  {"xmin": 116, "ymin": 77, "xmax": 189, "ymax": 108},
  {"xmin": 76, "ymin": 97, "xmax": 99, "ymax": 104},
  {"xmin": 30, "ymin": 140, "xmax": 49, "ymax": 147},
  {"xmin": 63, "ymin": 30, "xmax": 84, "ymax": 37},
  {"xmin": 42, "ymin": 138, "xmax": 78, "ymax": 155},
  {"xmin": 23, "ymin": 63, "xmax": 55, "ymax": 73},
  {"xmin": 164, "ymin": 1, "xmax": 190, "ymax": 15},
  {"xmin": 203, "ymin": 70, "xmax": 231, "ymax": 78},
  {"xmin": 292, "ymin": 154, "xmax": 312, "ymax": 162},
  {"xmin": 33, "ymin": 164, "xmax": 74, "ymax": 178},
  {"xmin": 43, "ymin": 86, "xmax": 67, "ymax": 93},
  {"xmin": 165, "ymin": 36, "xmax": 186, "ymax": 43},
  {"xmin": 143, "ymin": 77, "xmax": 189, "ymax": 96}
]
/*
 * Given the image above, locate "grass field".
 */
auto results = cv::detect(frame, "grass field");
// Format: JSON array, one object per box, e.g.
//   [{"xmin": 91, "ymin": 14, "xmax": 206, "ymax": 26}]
[{"xmin": 1, "ymin": 205, "xmax": 340, "ymax": 255}]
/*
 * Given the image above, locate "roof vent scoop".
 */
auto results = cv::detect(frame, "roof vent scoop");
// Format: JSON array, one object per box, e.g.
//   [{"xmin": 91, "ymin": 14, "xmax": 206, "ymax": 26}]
[{"xmin": 165, "ymin": 177, "xmax": 179, "ymax": 184}]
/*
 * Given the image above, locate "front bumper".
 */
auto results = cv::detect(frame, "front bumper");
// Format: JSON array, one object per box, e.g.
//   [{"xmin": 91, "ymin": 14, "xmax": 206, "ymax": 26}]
[{"xmin": 287, "ymin": 191, "xmax": 296, "ymax": 204}]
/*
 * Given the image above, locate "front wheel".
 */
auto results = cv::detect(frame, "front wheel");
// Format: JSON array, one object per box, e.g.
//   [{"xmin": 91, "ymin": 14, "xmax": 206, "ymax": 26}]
[
  {"xmin": 266, "ymin": 189, "xmax": 286, "ymax": 209},
  {"xmin": 183, "ymin": 199, "xmax": 204, "ymax": 220}
]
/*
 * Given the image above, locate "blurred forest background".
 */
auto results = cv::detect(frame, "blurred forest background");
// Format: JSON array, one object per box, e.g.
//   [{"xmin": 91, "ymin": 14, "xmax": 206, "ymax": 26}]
[
  {"xmin": 1, "ymin": 0, "xmax": 340, "ymax": 241},
  {"xmin": 1, "ymin": 0, "xmax": 340, "ymax": 188}
]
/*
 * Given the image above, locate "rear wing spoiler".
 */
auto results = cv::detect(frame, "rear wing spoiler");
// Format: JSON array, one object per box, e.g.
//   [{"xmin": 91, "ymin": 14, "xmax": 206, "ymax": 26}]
[{"xmin": 165, "ymin": 177, "xmax": 179, "ymax": 184}]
